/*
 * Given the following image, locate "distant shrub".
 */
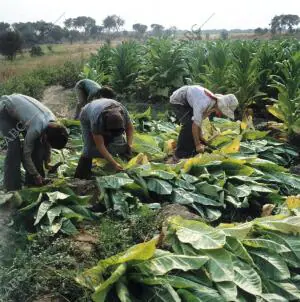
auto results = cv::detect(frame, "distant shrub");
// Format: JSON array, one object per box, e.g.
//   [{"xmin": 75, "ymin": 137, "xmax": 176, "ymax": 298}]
[
  {"xmin": 57, "ymin": 60, "xmax": 83, "ymax": 88},
  {"xmin": 30, "ymin": 45, "xmax": 44, "ymax": 57},
  {"xmin": 47, "ymin": 45, "xmax": 53, "ymax": 52},
  {"xmin": 0, "ymin": 75, "xmax": 45, "ymax": 99},
  {"xmin": 0, "ymin": 31, "xmax": 23, "ymax": 60}
]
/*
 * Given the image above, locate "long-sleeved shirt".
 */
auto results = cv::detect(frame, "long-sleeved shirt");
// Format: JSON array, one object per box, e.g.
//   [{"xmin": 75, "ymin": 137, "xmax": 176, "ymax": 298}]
[
  {"xmin": 0, "ymin": 94, "xmax": 55, "ymax": 176},
  {"xmin": 80, "ymin": 98, "xmax": 131, "ymax": 135},
  {"xmin": 76, "ymin": 79, "xmax": 101, "ymax": 101},
  {"xmin": 170, "ymin": 85, "xmax": 216, "ymax": 126}
]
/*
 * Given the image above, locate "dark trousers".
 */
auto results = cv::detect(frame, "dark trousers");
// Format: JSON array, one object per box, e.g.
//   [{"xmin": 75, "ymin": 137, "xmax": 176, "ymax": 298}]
[
  {"xmin": 171, "ymin": 104, "xmax": 197, "ymax": 159},
  {"xmin": 0, "ymin": 111, "xmax": 46, "ymax": 191}
]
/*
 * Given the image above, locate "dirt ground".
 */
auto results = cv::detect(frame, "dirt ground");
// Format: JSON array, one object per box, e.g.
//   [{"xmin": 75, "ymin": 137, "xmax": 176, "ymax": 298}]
[{"xmin": 42, "ymin": 85, "xmax": 75, "ymax": 119}]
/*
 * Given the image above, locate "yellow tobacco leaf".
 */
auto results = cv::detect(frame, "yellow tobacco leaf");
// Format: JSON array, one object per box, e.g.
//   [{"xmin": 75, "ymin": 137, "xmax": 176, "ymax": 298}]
[
  {"xmin": 267, "ymin": 105, "xmax": 285, "ymax": 122},
  {"xmin": 286, "ymin": 196, "xmax": 300, "ymax": 209},
  {"xmin": 164, "ymin": 139, "xmax": 177, "ymax": 155},
  {"xmin": 125, "ymin": 153, "xmax": 149, "ymax": 169},
  {"xmin": 216, "ymin": 136, "xmax": 241, "ymax": 154}
]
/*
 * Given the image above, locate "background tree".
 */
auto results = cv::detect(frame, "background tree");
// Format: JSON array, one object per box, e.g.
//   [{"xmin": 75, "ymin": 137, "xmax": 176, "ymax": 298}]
[
  {"xmin": 132, "ymin": 23, "xmax": 148, "ymax": 39},
  {"xmin": 103, "ymin": 15, "xmax": 124, "ymax": 33},
  {"xmin": 164, "ymin": 26, "xmax": 177, "ymax": 38},
  {"xmin": 270, "ymin": 14, "xmax": 300, "ymax": 34},
  {"xmin": 254, "ymin": 27, "xmax": 268, "ymax": 35},
  {"xmin": 220, "ymin": 29, "xmax": 229, "ymax": 40},
  {"xmin": 73, "ymin": 16, "xmax": 96, "ymax": 37},
  {"xmin": 0, "ymin": 22, "xmax": 10, "ymax": 33},
  {"xmin": 0, "ymin": 30, "xmax": 23, "ymax": 60},
  {"xmin": 103, "ymin": 15, "xmax": 116, "ymax": 32},
  {"xmin": 151, "ymin": 24, "xmax": 164, "ymax": 37},
  {"xmin": 281, "ymin": 14, "xmax": 300, "ymax": 33},
  {"xmin": 90, "ymin": 25, "xmax": 104, "ymax": 40},
  {"xmin": 13, "ymin": 22, "xmax": 37, "ymax": 47}
]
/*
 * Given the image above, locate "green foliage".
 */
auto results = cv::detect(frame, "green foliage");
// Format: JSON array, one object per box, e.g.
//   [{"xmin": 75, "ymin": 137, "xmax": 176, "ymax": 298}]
[
  {"xmin": 111, "ymin": 41, "xmax": 142, "ymax": 96},
  {"xmin": 58, "ymin": 60, "xmax": 84, "ymax": 88},
  {"xmin": 0, "ymin": 30, "xmax": 22, "ymax": 60},
  {"xmin": 201, "ymin": 41, "xmax": 230, "ymax": 93},
  {"xmin": 17, "ymin": 188, "xmax": 95, "ymax": 234},
  {"xmin": 30, "ymin": 45, "xmax": 44, "ymax": 57},
  {"xmin": 77, "ymin": 215, "xmax": 300, "ymax": 301},
  {"xmin": 229, "ymin": 41, "xmax": 262, "ymax": 117},
  {"xmin": 0, "ymin": 231, "xmax": 93, "ymax": 302},
  {"xmin": 268, "ymin": 52, "xmax": 300, "ymax": 138}
]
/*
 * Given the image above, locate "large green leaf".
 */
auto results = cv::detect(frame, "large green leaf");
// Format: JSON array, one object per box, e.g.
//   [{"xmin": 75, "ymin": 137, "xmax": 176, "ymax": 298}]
[
  {"xmin": 172, "ymin": 188, "xmax": 222, "ymax": 207},
  {"xmin": 46, "ymin": 205, "xmax": 63, "ymax": 225},
  {"xmin": 135, "ymin": 250, "xmax": 209, "ymax": 276},
  {"xmin": 116, "ymin": 278, "xmax": 133, "ymax": 302},
  {"xmin": 196, "ymin": 182, "xmax": 222, "ymax": 199},
  {"xmin": 111, "ymin": 191, "xmax": 130, "ymax": 218},
  {"xmin": 257, "ymin": 293, "xmax": 288, "ymax": 302},
  {"xmin": 178, "ymin": 287, "xmax": 225, "ymax": 302},
  {"xmin": 171, "ymin": 217, "xmax": 226, "ymax": 250},
  {"xmin": 18, "ymin": 193, "xmax": 43, "ymax": 212},
  {"xmin": 226, "ymin": 237, "xmax": 254, "ymax": 265},
  {"xmin": 254, "ymin": 216, "xmax": 300, "ymax": 235},
  {"xmin": 249, "ymin": 249, "xmax": 290, "ymax": 281},
  {"xmin": 147, "ymin": 178, "xmax": 173, "ymax": 195},
  {"xmin": 34, "ymin": 201, "xmax": 52, "ymax": 226},
  {"xmin": 242, "ymin": 239, "xmax": 290, "ymax": 253},
  {"xmin": 216, "ymin": 281, "xmax": 237, "ymax": 301},
  {"xmin": 46, "ymin": 191, "xmax": 70, "ymax": 203},
  {"xmin": 218, "ymin": 222, "xmax": 253, "ymax": 240},
  {"xmin": 233, "ymin": 258, "xmax": 262, "ymax": 296},
  {"xmin": 132, "ymin": 274, "xmax": 207, "ymax": 289},
  {"xmin": 96, "ymin": 173, "xmax": 134, "ymax": 190},
  {"xmin": 174, "ymin": 179, "xmax": 196, "ymax": 191},
  {"xmin": 202, "ymin": 249, "xmax": 234, "ymax": 282},
  {"xmin": 92, "ymin": 264, "xmax": 127, "ymax": 301},
  {"xmin": 140, "ymin": 169, "xmax": 176, "ymax": 180},
  {"xmin": 227, "ymin": 183, "xmax": 251, "ymax": 198},
  {"xmin": 264, "ymin": 280, "xmax": 300, "ymax": 301},
  {"xmin": 142, "ymin": 284, "xmax": 181, "ymax": 302}
]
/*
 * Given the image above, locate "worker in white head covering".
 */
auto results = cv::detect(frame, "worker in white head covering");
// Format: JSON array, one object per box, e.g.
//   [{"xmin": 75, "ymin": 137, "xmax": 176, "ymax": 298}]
[{"xmin": 169, "ymin": 85, "xmax": 239, "ymax": 162}]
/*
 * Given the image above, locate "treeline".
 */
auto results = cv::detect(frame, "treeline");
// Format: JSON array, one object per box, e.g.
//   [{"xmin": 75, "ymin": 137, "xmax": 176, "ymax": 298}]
[{"xmin": 0, "ymin": 14, "xmax": 299, "ymax": 61}]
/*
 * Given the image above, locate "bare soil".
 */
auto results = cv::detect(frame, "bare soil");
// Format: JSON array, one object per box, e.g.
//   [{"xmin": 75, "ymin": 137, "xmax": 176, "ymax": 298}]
[{"xmin": 42, "ymin": 85, "xmax": 75, "ymax": 119}]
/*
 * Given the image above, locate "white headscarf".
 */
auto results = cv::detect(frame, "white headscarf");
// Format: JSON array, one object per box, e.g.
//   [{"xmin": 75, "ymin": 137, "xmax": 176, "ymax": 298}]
[{"xmin": 215, "ymin": 94, "xmax": 239, "ymax": 119}]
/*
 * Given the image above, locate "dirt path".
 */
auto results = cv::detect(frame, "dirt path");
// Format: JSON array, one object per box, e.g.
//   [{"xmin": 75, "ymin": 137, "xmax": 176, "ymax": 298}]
[{"xmin": 42, "ymin": 85, "xmax": 76, "ymax": 119}]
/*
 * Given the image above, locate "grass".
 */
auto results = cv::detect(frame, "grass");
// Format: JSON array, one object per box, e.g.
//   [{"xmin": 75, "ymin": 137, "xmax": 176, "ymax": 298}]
[
  {"xmin": 0, "ymin": 206, "xmax": 158, "ymax": 301},
  {"xmin": 0, "ymin": 42, "xmax": 101, "ymax": 82}
]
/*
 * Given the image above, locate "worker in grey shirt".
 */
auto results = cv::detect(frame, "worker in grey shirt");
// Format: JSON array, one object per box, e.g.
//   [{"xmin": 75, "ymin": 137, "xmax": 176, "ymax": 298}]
[
  {"xmin": 0, "ymin": 94, "xmax": 69, "ymax": 191},
  {"xmin": 74, "ymin": 98, "xmax": 134, "ymax": 179},
  {"xmin": 74, "ymin": 79, "xmax": 115, "ymax": 119}
]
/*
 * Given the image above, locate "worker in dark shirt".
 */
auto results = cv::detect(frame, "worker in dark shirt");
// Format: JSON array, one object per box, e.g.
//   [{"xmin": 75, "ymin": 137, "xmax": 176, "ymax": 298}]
[
  {"xmin": 74, "ymin": 79, "xmax": 115, "ymax": 119},
  {"xmin": 0, "ymin": 94, "xmax": 69, "ymax": 191},
  {"xmin": 74, "ymin": 98, "xmax": 134, "ymax": 179}
]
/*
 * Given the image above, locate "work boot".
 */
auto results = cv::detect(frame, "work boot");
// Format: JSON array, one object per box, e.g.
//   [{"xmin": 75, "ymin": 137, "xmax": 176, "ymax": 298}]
[{"xmin": 74, "ymin": 156, "xmax": 93, "ymax": 179}]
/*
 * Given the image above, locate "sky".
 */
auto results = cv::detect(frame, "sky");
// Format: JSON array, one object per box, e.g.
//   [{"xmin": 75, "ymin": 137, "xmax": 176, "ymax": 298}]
[{"xmin": 1, "ymin": 0, "xmax": 300, "ymax": 31}]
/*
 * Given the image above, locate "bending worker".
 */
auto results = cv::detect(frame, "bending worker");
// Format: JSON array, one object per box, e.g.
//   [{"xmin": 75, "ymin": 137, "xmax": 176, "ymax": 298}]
[
  {"xmin": 169, "ymin": 85, "xmax": 239, "ymax": 162},
  {"xmin": 74, "ymin": 78, "xmax": 115, "ymax": 119},
  {"xmin": 0, "ymin": 94, "xmax": 69, "ymax": 191},
  {"xmin": 74, "ymin": 98, "xmax": 134, "ymax": 179}
]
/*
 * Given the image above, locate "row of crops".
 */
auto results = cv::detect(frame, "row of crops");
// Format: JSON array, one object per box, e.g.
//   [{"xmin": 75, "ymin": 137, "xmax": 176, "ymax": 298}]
[
  {"xmin": 2, "ymin": 110, "xmax": 300, "ymax": 300},
  {"xmin": 1, "ymin": 38, "xmax": 300, "ymax": 301},
  {"xmin": 84, "ymin": 38, "xmax": 300, "ymax": 140}
]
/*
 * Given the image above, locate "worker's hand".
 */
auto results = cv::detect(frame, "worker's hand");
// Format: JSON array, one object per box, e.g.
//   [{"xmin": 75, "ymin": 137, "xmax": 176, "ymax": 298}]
[
  {"xmin": 34, "ymin": 175, "xmax": 44, "ymax": 186},
  {"xmin": 34, "ymin": 175, "xmax": 51, "ymax": 186},
  {"xmin": 113, "ymin": 162, "xmax": 124, "ymax": 172},
  {"xmin": 196, "ymin": 144, "xmax": 205, "ymax": 154}
]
